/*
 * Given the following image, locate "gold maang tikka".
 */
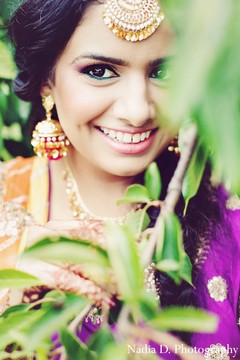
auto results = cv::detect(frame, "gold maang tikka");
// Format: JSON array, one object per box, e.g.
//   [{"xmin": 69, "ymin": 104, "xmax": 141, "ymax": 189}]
[
  {"xmin": 31, "ymin": 95, "xmax": 70, "ymax": 160},
  {"xmin": 103, "ymin": 0, "xmax": 165, "ymax": 42}
]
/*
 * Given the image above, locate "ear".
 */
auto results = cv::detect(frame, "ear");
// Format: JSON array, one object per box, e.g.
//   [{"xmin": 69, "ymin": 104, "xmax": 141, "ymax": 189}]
[{"xmin": 40, "ymin": 83, "xmax": 53, "ymax": 98}]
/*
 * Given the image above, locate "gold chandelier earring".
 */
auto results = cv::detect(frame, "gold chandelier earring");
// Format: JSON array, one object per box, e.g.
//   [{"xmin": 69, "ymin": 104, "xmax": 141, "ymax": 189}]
[
  {"xmin": 168, "ymin": 135, "xmax": 180, "ymax": 156},
  {"xmin": 31, "ymin": 95, "xmax": 70, "ymax": 160}
]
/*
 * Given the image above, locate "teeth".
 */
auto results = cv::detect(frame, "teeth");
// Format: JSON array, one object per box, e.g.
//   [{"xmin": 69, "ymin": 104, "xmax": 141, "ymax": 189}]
[
  {"xmin": 132, "ymin": 133, "xmax": 141, "ymax": 143},
  {"xmin": 109, "ymin": 130, "xmax": 116, "ymax": 139},
  {"xmin": 123, "ymin": 133, "xmax": 132, "ymax": 143},
  {"xmin": 102, "ymin": 128, "xmax": 110, "ymax": 135},
  {"xmin": 140, "ymin": 133, "xmax": 146, "ymax": 141},
  {"xmin": 145, "ymin": 131, "xmax": 151, "ymax": 139},
  {"xmin": 116, "ymin": 132, "xmax": 123, "ymax": 142},
  {"xmin": 99, "ymin": 127, "xmax": 153, "ymax": 144}
]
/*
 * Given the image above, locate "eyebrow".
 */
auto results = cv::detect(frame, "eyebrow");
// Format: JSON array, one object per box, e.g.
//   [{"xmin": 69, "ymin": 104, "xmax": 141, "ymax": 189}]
[
  {"xmin": 149, "ymin": 57, "xmax": 172, "ymax": 68},
  {"xmin": 71, "ymin": 53, "xmax": 172, "ymax": 68},
  {"xmin": 71, "ymin": 53, "xmax": 130, "ymax": 67}
]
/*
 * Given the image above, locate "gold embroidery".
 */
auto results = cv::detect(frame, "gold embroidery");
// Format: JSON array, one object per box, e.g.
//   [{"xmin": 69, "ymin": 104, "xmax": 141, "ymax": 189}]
[
  {"xmin": 0, "ymin": 201, "xmax": 32, "ymax": 252},
  {"xmin": 207, "ymin": 276, "xmax": 228, "ymax": 302},
  {"xmin": 204, "ymin": 344, "xmax": 229, "ymax": 359},
  {"xmin": 194, "ymin": 236, "xmax": 210, "ymax": 269}
]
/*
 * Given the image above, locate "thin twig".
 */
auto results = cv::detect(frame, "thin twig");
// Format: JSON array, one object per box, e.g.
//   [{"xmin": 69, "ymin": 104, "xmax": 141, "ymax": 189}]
[
  {"xmin": 68, "ymin": 303, "xmax": 93, "ymax": 332},
  {"xmin": 118, "ymin": 124, "xmax": 198, "ymax": 339},
  {"xmin": 57, "ymin": 303, "xmax": 93, "ymax": 360},
  {"xmin": 141, "ymin": 124, "xmax": 198, "ymax": 268}
]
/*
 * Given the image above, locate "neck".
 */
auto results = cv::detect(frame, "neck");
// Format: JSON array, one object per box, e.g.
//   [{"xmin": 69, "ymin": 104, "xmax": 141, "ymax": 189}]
[{"xmin": 63, "ymin": 149, "xmax": 138, "ymax": 218}]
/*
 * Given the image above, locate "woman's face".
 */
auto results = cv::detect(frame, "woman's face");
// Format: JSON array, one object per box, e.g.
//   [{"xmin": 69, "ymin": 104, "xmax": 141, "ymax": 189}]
[{"xmin": 44, "ymin": 3, "xmax": 175, "ymax": 177}]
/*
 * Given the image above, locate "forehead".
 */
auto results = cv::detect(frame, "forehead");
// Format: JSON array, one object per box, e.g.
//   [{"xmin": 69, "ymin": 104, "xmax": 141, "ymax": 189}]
[{"xmin": 60, "ymin": 3, "xmax": 175, "ymax": 65}]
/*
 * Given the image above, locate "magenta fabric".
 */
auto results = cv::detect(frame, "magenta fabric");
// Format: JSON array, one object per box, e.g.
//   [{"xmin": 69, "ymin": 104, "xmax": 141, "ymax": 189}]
[
  {"xmin": 78, "ymin": 196, "xmax": 240, "ymax": 359},
  {"xmin": 153, "ymin": 205, "xmax": 240, "ymax": 359}
]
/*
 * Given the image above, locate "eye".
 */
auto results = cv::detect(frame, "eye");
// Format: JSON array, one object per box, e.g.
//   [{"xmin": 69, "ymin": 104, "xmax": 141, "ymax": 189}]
[
  {"xmin": 81, "ymin": 64, "xmax": 119, "ymax": 80},
  {"xmin": 150, "ymin": 62, "xmax": 171, "ymax": 82}
]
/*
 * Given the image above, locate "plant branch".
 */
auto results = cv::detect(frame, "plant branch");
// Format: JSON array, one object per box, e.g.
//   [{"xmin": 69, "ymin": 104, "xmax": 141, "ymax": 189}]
[{"xmin": 141, "ymin": 124, "xmax": 198, "ymax": 268}]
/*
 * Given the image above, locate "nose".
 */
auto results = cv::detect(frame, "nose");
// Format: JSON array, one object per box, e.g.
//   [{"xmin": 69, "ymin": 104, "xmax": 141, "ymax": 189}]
[{"xmin": 113, "ymin": 75, "xmax": 155, "ymax": 127}]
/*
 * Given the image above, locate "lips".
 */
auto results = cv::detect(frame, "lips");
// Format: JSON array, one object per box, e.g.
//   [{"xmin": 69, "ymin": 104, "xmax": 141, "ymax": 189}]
[
  {"xmin": 95, "ymin": 126, "xmax": 158, "ymax": 155},
  {"xmin": 98, "ymin": 126, "xmax": 155, "ymax": 144}
]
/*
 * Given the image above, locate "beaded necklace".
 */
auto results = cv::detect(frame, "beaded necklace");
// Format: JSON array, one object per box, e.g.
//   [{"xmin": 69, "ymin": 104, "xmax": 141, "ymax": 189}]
[{"xmin": 62, "ymin": 158, "xmax": 138, "ymax": 223}]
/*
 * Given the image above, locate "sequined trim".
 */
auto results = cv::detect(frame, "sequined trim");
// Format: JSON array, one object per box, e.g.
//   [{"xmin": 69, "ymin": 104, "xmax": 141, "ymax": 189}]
[
  {"xmin": 204, "ymin": 344, "xmax": 229, "ymax": 359},
  {"xmin": 85, "ymin": 306, "xmax": 103, "ymax": 324},
  {"xmin": 144, "ymin": 262, "xmax": 160, "ymax": 300},
  {"xmin": 207, "ymin": 276, "xmax": 228, "ymax": 302}
]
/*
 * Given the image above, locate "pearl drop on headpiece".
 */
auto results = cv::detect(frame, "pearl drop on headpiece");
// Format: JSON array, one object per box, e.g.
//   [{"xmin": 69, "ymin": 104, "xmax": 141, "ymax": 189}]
[{"xmin": 103, "ymin": 0, "xmax": 164, "ymax": 42}]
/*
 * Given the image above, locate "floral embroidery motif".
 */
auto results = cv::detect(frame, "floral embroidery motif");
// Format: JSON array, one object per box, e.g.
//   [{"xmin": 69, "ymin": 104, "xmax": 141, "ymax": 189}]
[
  {"xmin": 204, "ymin": 344, "xmax": 229, "ymax": 359},
  {"xmin": 207, "ymin": 276, "xmax": 228, "ymax": 302}
]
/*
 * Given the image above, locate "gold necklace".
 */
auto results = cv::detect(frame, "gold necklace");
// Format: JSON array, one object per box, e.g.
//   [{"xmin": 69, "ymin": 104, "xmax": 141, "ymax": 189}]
[{"xmin": 62, "ymin": 159, "xmax": 137, "ymax": 223}]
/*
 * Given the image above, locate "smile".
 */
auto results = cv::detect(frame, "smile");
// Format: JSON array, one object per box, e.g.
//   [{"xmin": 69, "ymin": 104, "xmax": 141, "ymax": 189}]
[{"xmin": 98, "ymin": 127, "xmax": 154, "ymax": 144}]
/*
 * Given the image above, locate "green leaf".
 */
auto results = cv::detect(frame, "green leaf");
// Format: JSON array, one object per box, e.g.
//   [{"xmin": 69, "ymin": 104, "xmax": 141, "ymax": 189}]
[
  {"xmin": 7, "ymin": 93, "xmax": 31, "ymax": 123},
  {"xmin": 2, "ymin": 123, "xmax": 23, "ymax": 141},
  {"xmin": 155, "ymin": 213, "xmax": 182, "ymax": 264},
  {"xmin": 24, "ymin": 294, "xmax": 89, "ymax": 351},
  {"xmin": 0, "ymin": 40, "xmax": 16, "ymax": 79},
  {"xmin": 104, "ymin": 223, "xmax": 143, "ymax": 305},
  {"xmin": 179, "ymin": 253, "xmax": 193, "ymax": 286},
  {"xmin": 139, "ymin": 292, "xmax": 159, "ymax": 321},
  {"xmin": 0, "ymin": 309, "xmax": 45, "ymax": 350},
  {"xmin": 23, "ymin": 237, "xmax": 110, "ymax": 269},
  {"xmin": 0, "ymin": 269, "xmax": 45, "ymax": 288},
  {"xmin": 144, "ymin": 162, "xmax": 162, "ymax": 200},
  {"xmin": 148, "ymin": 306, "xmax": 218, "ymax": 333},
  {"xmin": 156, "ymin": 259, "xmax": 181, "ymax": 272},
  {"xmin": 61, "ymin": 327, "xmax": 95, "ymax": 360},
  {"xmin": 1, "ymin": 304, "xmax": 30, "ymax": 318},
  {"xmin": 154, "ymin": 213, "xmax": 193, "ymax": 285},
  {"xmin": 88, "ymin": 328, "xmax": 115, "ymax": 355},
  {"xmin": 124, "ymin": 209, "xmax": 150, "ymax": 235},
  {"xmin": 98, "ymin": 344, "xmax": 129, "ymax": 360},
  {"xmin": 182, "ymin": 138, "xmax": 208, "ymax": 213},
  {"xmin": 0, "ymin": 350, "xmax": 34, "ymax": 360},
  {"xmin": 117, "ymin": 184, "xmax": 151, "ymax": 205},
  {"xmin": 0, "ymin": 95, "xmax": 7, "ymax": 117}
]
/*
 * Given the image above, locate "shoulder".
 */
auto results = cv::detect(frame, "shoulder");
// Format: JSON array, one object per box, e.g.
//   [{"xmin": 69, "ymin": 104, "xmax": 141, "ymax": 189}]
[{"xmin": 1, "ymin": 156, "xmax": 37, "ymax": 203}]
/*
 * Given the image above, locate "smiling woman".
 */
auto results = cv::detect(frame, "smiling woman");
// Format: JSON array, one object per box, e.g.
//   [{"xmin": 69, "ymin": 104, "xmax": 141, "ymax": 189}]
[
  {"xmin": 41, "ymin": 3, "xmax": 174, "ymax": 184},
  {"xmin": 0, "ymin": 0, "xmax": 240, "ymax": 359}
]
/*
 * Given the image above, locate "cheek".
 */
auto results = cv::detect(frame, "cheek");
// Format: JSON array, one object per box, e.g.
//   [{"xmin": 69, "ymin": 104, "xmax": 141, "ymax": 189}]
[{"xmin": 53, "ymin": 74, "xmax": 113, "ymax": 126}]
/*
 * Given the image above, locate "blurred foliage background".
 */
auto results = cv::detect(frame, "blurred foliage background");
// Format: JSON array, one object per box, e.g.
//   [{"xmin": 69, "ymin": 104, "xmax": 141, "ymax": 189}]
[{"xmin": 0, "ymin": 0, "xmax": 32, "ymax": 161}]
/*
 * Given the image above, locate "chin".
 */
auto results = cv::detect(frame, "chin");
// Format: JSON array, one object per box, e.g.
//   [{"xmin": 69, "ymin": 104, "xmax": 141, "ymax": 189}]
[{"xmin": 104, "ymin": 160, "xmax": 153, "ymax": 178}]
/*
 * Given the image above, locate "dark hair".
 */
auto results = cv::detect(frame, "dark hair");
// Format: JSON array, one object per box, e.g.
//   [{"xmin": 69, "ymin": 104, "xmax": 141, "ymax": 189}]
[
  {"xmin": 9, "ymin": 0, "xmax": 229, "ymax": 345},
  {"xmin": 9, "ymin": 0, "xmax": 98, "ymax": 120}
]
